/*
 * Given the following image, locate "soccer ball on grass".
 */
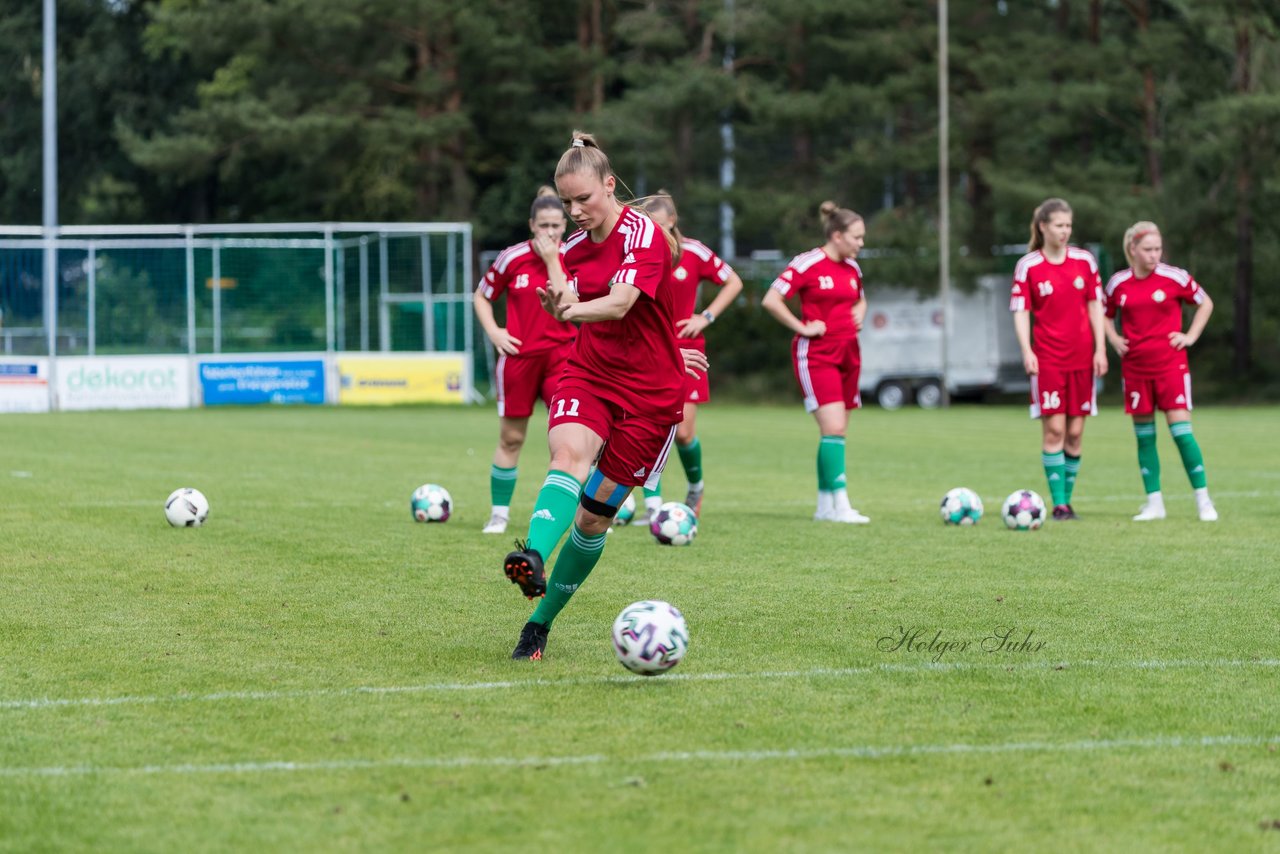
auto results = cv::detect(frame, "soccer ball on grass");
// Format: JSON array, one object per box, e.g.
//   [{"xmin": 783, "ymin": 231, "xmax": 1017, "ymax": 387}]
[
  {"xmin": 940, "ymin": 487, "xmax": 984, "ymax": 526},
  {"xmin": 650, "ymin": 501, "xmax": 697, "ymax": 546},
  {"xmin": 1002, "ymin": 489, "xmax": 1045, "ymax": 530},
  {"xmin": 612, "ymin": 600, "xmax": 689, "ymax": 675},
  {"xmin": 165, "ymin": 487, "xmax": 210, "ymax": 527},
  {"xmin": 411, "ymin": 483, "xmax": 452, "ymax": 523}
]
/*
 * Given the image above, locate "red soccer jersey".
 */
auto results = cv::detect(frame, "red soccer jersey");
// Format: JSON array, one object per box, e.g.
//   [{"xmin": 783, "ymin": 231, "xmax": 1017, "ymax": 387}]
[
  {"xmin": 1104, "ymin": 263, "xmax": 1207, "ymax": 378},
  {"xmin": 559, "ymin": 206, "xmax": 683, "ymax": 421},
  {"xmin": 478, "ymin": 241, "xmax": 576, "ymax": 356},
  {"xmin": 770, "ymin": 248, "xmax": 864, "ymax": 346},
  {"xmin": 670, "ymin": 238, "xmax": 735, "ymax": 347},
  {"xmin": 1009, "ymin": 247, "xmax": 1101, "ymax": 370}
]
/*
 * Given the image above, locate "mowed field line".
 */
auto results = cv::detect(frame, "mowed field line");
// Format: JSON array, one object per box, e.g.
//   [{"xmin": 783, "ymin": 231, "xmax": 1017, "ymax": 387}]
[
  {"xmin": 2, "ymin": 734, "xmax": 1276, "ymax": 779},
  {"xmin": 4, "ymin": 657, "xmax": 1277, "ymax": 713}
]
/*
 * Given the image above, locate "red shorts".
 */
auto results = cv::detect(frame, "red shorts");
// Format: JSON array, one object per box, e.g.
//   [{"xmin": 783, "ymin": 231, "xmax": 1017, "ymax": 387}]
[
  {"xmin": 1029, "ymin": 366, "xmax": 1096, "ymax": 418},
  {"xmin": 495, "ymin": 342, "xmax": 572, "ymax": 419},
  {"xmin": 684, "ymin": 339, "xmax": 710, "ymax": 405},
  {"xmin": 1123, "ymin": 366, "xmax": 1193, "ymax": 415},
  {"xmin": 548, "ymin": 384, "xmax": 677, "ymax": 490},
  {"xmin": 793, "ymin": 336, "xmax": 861, "ymax": 413}
]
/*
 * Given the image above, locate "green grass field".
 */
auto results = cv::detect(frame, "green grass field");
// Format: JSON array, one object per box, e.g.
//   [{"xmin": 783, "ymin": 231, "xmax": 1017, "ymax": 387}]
[{"xmin": 2, "ymin": 403, "xmax": 1279, "ymax": 851}]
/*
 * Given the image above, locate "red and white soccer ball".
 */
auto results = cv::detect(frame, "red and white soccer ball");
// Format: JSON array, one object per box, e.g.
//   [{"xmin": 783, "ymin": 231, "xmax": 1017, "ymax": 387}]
[
  {"xmin": 1001, "ymin": 489, "xmax": 1046, "ymax": 530},
  {"xmin": 411, "ymin": 483, "xmax": 452, "ymax": 523},
  {"xmin": 165, "ymin": 487, "xmax": 210, "ymax": 527},
  {"xmin": 611, "ymin": 600, "xmax": 690, "ymax": 675}
]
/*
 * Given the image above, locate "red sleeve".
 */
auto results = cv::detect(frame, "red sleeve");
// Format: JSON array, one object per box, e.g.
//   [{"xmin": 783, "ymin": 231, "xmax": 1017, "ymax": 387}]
[
  {"xmin": 615, "ymin": 238, "xmax": 666, "ymax": 299},
  {"xmin": 700, "ymin": 252, "xmax": 732, "ymax": 286},
  {"xmin": 1104, "ymin": 282, "xmax": 1120, "ymax": 318},
  {"xmin": 1179, "ymin": 276, "xmax": 1206, "ymax": 304},
  {"xmin": 1010, "ymin": 280, "xmax": 1027, "ymax": 312},
  {"xmin": 770, "ymin": 265, "xmax": 801, "ymax": 298},
  {"xmin": 479, "ymin": 262, "xmax": 510, "ymax": 301}
]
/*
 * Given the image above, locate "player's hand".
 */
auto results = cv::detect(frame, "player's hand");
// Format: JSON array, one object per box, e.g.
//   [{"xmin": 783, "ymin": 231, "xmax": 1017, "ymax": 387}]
[
  {"xmin": 680, "ymin": 347, "xmax": 709, "ymax": 379},
  {"xmin": 852, "ymin": 307, "xmax": 866, "ymax": 331},
  {"xmin": 1093, "ymin": 351, "xmax": 1108, "ymax": 378},
  {"xmin": 1110, "ymin": 336, "xmax": 1129, "ymax": 357},
  {"xmin": 537, "ymin": 286, "xmax": 567, "ymax": 320},
  {"xmin": 1023, "ymin": 352, "xmax": 1039, "ymax": 376},
  {"xmin": 487, "ymin": 328, "xmax": 522, "ymax": 355},
  {"xmin": 1168, "ymin": 331, "xmax": 1195, "ymax": 351},
  {"xmin": 532, "ymin": 234, "xmax": 560, "ymax": 263},
  {"xmin": 676, "ymin": 314, "xmax": 709, "ymax": 338},
  {"xmin": 799, "ymin": 320, "xmax": 826, "ymax": 338}
]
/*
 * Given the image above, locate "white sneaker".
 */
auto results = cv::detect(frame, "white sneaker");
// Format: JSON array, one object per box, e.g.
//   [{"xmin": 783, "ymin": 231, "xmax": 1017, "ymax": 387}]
[
  {"xmin": 831, "ymin": 508, "xmax": 871, "ymax": 524},
  {"xmin": 1132, "ymin": 503, "xmax": 1166, "ymax": 522},
  {"xmin": 482, "ymin": 514, "xmax": 509, "ymax": 534},
  {"xmin": 1198, "ymin": 502, "xmax": 1219, "ymax": 522},
  {"xmin": 813, "ymin": 508, "xmax": 834, "ymax": 522}
]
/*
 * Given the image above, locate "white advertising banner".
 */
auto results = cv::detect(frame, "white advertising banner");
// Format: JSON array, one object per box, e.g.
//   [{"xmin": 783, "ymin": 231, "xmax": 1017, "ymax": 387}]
[
  {"xmin": 55, "ymin": 356, "xmax": 191, "ymax": 411},
  {"xmin": 0, "ymin": 358, "xmax": 51, "ymax": 413}
]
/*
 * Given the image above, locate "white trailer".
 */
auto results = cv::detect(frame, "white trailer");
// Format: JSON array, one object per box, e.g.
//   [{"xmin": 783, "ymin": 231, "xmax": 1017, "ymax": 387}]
[{"xmin": 859, "ymin": 274, "xmax": 1029, "ymax": 409}]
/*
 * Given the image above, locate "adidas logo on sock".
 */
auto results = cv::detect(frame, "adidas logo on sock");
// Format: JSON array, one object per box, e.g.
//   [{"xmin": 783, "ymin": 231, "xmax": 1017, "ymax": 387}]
[
  {"xmin": 1192, "ymin": 465, "xmax": 1204, "ymax": 473},
  {"xmin": 554, "ymin": 582, "xmax": 579, "ymax": 593},
  {"xmin": 532, "ymin": 509, "xmax": 554, "ymax": 521}
]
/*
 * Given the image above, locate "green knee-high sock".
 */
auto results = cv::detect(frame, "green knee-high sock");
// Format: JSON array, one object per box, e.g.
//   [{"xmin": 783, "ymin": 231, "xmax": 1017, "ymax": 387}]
[
  {"xmin": 817, "ymin": 435, "xmax": 846, "ymax": 492},
  {"xmin": 1134, "ymin": 422, "xmax": 1161, "ymax": 494},
  {"xmin": 530, "ymin": 524, "xmax": 607, "ymax": 627},
  {"xmin": 1042, "ymin": 451, "xmax": 1067, "ymax": 506},
  {"xmin": 490, "ymin": 464, "xmax": 517, "ymax": 508},
  {"xmin": 1169, "ymin": 421, "xmax": 1207, "ymax": 489},
  {"xmin": 678, "ymin": 437, "xmax": 703, "ymax": 486},
  {"xmin": 643, "ymin": 481, "xmax": 662, "ymax": 501},
  {"xmin": 526, "ymin": 470, "xmax": 583, "ymax": 559},
  {"xmin": 1063, "ymin": 453, "xmax": 1081, "ymax": 504}
]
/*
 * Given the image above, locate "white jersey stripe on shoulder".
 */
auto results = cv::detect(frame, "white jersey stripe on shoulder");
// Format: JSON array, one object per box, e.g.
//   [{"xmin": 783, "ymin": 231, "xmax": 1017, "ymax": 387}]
[
  {"xmin": 1014, "ymin": 251, "xmax": 1043, "ymax": 284},
  {"xmin": 494, "ymin": 241, "xmax": 532, "ymax": 274},
  {"xmin": 1067, "ymin": 246, "xmax": 1099, "ymax": 272},
  {"xmin": 1105, "ymin": 269, "xmax": 1133, "ymax": 297},
  {"xmin": 1155, "ymin": 263, "xmax": 1191, "ymax": 286},
  {"xmin": 681, "ymin": 239, "xmax": 714, "ymax": 262},
  {"xmin": 562, "ymin": 231, "xmax": 590, "ymax": 254},
  {"xmin": 790, "ymin": 249, "xmax": 828, "ymax": 274}
]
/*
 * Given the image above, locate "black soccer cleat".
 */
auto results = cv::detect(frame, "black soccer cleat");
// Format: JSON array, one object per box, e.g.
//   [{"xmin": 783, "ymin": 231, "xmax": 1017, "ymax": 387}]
[
  {"xmin": 511, "ymin": 620, "xmax": 550, "ymax": 660},
  {"xmin": 503, "ymin": 539, "xmax": 546, "ymax": 599},
  {"xmin": 1051, "ymin": 504, "xmax": 1079, "ymax": 521}
]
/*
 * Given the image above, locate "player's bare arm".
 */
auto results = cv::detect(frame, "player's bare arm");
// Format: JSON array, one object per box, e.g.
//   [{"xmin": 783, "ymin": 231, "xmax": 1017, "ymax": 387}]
[{"xmin": 559, "ymin": 281, "xmax": 642, "ymax": 323}]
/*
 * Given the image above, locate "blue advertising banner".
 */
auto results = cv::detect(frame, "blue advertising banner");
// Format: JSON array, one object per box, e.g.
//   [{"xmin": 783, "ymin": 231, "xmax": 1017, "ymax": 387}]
[{"xmin": 199, "ymin": 359, "xmax": 325, "ymax": 406}]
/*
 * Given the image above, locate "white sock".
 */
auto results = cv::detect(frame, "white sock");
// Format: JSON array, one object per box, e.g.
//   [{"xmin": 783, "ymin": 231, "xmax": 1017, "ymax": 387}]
[
  {"xmin": 833, "ymin": 488, "xmax": 853, "ymax": 514},
  {"xmin": 1194, "ymin": 487, "xmax": 1212, "ymax": 506},
  {"xmin": 645, "ymin": 495, "xmax": 664, "ymax": 515},
  {"xmin": 817, "ymin": 491, "xmax": 834, "ymax": 516},
  {"xmin": 687, "ymin": 480, "xmax": 704, "ymax": 494},
  {"xmin": 491, "ymin": 505, "xmax": 509, "ymax": 519},
  {"xmin": 1144, "ymin": 491, "xmax": 1165, "ymax": 510}
]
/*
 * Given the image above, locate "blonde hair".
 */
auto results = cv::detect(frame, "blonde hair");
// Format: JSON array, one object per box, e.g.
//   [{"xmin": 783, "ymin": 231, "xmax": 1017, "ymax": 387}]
[
  {"xmin": 631, "ymin": 190, "xmax": 684, "ymax": 264},
  {"xmin": 1028, "ymin": 198, "xmax": 1072, "ymax": 251},
  {"xmin": 819, "ymin": 201, "xmax": 863, "ymax": 238},
  {"xmin": 555, "ymin": 131, "xmax": 612, "ymax": 183},
  {"xmin": 1122, "ymin": 221, "xmax": 1161, "ymax": 267},
  {"xmin": 529, "ymin": 185, "xmax": 564, "ymax": 220}
]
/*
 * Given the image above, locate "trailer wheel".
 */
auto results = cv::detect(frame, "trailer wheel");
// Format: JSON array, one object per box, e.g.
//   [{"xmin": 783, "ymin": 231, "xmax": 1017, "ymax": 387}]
[
  {"xmin": 915, "ymin": 380, "xmax": 943, "ymax": 409},
  {"xmin": 876, "ymin": 381, "xmax": 910, "ymax": 411}
]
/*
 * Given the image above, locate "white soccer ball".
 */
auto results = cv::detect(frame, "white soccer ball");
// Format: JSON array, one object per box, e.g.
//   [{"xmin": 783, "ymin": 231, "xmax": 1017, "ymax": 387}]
[
  {"xmin": 1001, "ymin": 489, "xmax": 1046, "ymax": 531},
  {"xmin": 649, "ymin": 501, "xmax": 698, "ymax": 546},
  {"xmin": 940, "ymin": 487, "xmax": 984, "ymax": 526},
  {"xmin": 165, "ymin": 487, "xmax": 210, "ymax": 527},
  {"xmin": 411, "ymin": 483, "xmax": 452, "ymax": 523},
  {"xmin": 612, "ymin": 600, "xmax": 690, "ymax": 675}
]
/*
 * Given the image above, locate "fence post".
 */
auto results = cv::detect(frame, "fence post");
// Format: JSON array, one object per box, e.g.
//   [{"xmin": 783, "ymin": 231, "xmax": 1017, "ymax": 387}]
[
  {"xmin": 185, "ymin": 226, "xmax": 196, "ymax": 355},
  {"xmin": 212, "ymin": 240, "xmax": 222, "ymax": 354},
  {"xmin": 87, "ymin": 241, "xmax": 96, "ymax": 356},
  {"xmin": 359, "ymin": 237, "xmax": 369, "ymax": 352},
  {"xmin": 378, "ymin": 232, "xmax": 389, "ymax": 351},
  {"xmin": 421, "ymin": 234, "xmax": 434, "ymax": 351},
  {"xmin": 324, "ymin": 226, "xmax": 335, "ymax": 353}
]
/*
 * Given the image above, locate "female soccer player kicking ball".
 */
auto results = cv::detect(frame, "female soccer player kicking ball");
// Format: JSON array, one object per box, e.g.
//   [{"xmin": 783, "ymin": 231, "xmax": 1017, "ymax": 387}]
[
  {"xmin": 473, "ymin": 187, "xmax": 576, "ymax": 534},
  {"xmin": 501, "ymin": 132, "xmax": 704, "ymax": 661},
  {"xmin": 761, "ymin": 201, "xmax": 871, "ymax": 524},
  {"xmin": 1010, "ymin": 198, "xmax": 1108, "ymax": 520},
  {"xmin": 1104, "ymin": 221, "xmax": 1217, "ymax": 522}
]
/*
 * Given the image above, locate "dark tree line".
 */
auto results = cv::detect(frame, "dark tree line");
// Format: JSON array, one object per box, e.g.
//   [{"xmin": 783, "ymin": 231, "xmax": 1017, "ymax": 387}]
[{"xmin": 1, "ymin": 0, "xmax": 1277, "ymax": 387}]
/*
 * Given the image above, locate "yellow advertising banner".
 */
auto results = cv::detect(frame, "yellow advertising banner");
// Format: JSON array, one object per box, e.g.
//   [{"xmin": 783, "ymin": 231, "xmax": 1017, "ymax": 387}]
[{"xmin": 337, "ymin": 354, "xmax": 468, "ymax": 405}]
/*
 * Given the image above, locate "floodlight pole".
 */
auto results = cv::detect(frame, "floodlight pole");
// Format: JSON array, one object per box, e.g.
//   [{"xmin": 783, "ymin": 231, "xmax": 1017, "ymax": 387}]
[
  {"xmin": 937, "ymin": 0, "xmax": 951, "ymax": 407},
  {"xmin": 43, "ymin": 0, "xmax": 58, "ymax": 358}
]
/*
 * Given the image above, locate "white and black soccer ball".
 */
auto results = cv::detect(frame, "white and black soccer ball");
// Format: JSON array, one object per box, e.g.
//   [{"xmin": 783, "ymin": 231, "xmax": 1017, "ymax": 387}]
[
  {"xmin": 410, "ymin": 483, "xmax": 452, "ymax": 523},
  {"xmin": 612, "ymin": 600, "xmax": 690, "ymax": 676},
  {"xmin": 165, "ymin": 487, "xmax": 210, "ymax": 527},
  {"xmin": 650, "ymin": 501, "xmax": 697, "ymax": 546},
  {"xmin": 1002, "ymin": 489, "xmax": 1046, "ymax": 531},
  {"xmin": 940, "ymin": 487, "xmax": 984, "ymax": 526}
]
